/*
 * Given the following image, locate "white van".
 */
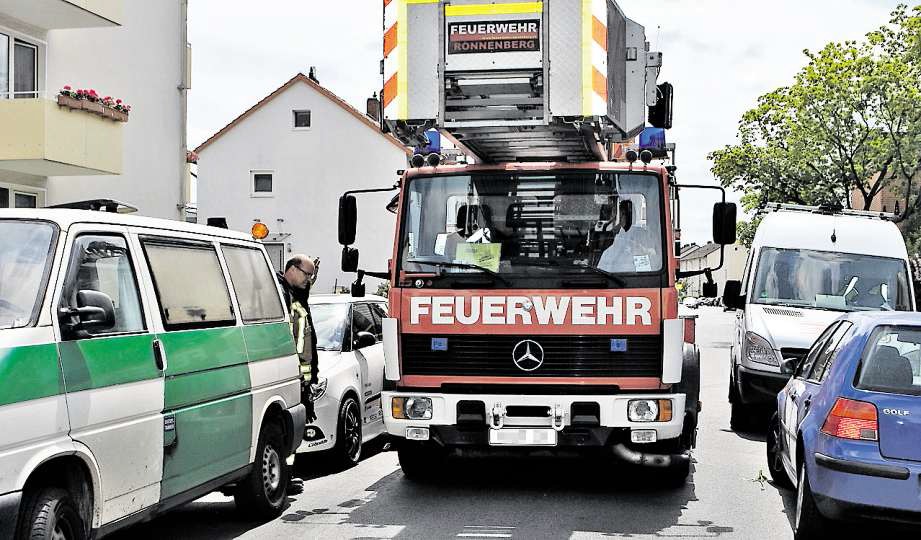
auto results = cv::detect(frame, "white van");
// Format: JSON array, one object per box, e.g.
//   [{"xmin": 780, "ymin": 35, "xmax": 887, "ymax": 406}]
[
  {"xmin": 723, "ymin": 204, "xmax": 916, "ymax": 429},
  {"xmin": 0, "ymin": 209, "xmax": 305, "ymax": 539}
]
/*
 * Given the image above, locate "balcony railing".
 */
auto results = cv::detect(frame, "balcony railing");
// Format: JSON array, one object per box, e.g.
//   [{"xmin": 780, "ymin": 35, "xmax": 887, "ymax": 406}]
[{"xmin": 2, "ymin": 0, "xmax": 122, "ymax": 31}]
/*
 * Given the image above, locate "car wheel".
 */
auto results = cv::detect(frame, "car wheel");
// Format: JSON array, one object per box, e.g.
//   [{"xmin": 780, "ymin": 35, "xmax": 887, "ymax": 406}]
[
  {"xmin": 332, "ymin": 396, "xmax": 363, "ymax": 470},
  {"xmin": 766, "ymin": 413, "xmax": 793, "ymax": 489},
  {"xmin": 235, "ymin": 420, "xmax": 289, "ymax": 519},
  {"xmin": 793, "ymin": 461, "xmax": 831, "ymax": 539},
  {"xmin": 397, "ymin": 442, "xmax": 444, "ymax": 483},
  {"xmin": 18, "ymin": 487, "xmax": 86, "ymax": 540}
]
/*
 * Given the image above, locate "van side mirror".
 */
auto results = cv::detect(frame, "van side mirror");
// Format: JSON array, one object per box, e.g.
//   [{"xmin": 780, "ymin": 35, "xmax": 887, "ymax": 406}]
[
  {"xmin": 723, "ymin": 280, "xmax": 745, "ymax": 310},
  {"xmin": 354, "ymin": 331, "xmax": 377, "ymax": 349},
  {"xmin": 702, "ymin": 282, "xmax": 718, "ymax": 299},
  {"xmin": 341, "ymin": 246, "xmax": 359, "ymax": 273},
  {"xmin": 61, "ymin": 290, "xmax": 116, "ymax": 334},
  {"xmin": 339, "ymin": 195, "xmax": 357, "ymax": 245},
  {"xmin": 713, "ymin": 202, "xmax": 737, "ymax": 245}
]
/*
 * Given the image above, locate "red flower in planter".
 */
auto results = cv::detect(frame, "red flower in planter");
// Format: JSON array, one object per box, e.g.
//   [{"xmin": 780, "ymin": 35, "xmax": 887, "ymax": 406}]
[{"xmin": 63, "ymin": 85, "xmax": 71, "ymax": 91}]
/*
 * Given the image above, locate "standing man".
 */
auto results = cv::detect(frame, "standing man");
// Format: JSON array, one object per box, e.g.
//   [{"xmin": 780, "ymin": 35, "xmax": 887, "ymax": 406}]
[{"xmin": 278, "ymin": 254, "xmax": 320, "ymax": 424}]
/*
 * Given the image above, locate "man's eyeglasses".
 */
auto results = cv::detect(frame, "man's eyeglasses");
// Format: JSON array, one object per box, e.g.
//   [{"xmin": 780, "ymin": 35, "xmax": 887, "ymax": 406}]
[{"xmin": 293, "ymin": 265, "xmax": 314, "ymax": 280}]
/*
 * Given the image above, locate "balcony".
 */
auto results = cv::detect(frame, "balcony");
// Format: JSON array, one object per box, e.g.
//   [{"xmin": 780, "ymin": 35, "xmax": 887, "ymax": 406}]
[
  {"xmin": 0, "ymin": 96, "xmax": 122, "ymax": 176},
  {"xmin": 0, "ymin": 0, "xmax": 122, "ymax": 31}
]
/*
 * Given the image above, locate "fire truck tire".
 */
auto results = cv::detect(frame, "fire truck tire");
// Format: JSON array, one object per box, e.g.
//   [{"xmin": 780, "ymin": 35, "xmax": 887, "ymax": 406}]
[
  {"xmin": 397, "ymin": 443, "xmax": 443, "ymax": 483},
  {"xmin": 661, "ymin": 457, "xmax": 691, "ymax": 488}
]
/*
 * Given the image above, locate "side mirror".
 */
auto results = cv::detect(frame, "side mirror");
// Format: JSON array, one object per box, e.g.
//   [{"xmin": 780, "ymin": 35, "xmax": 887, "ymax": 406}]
[
  {"xmin": 702, "ymin": 281, "xmax": 718, "ymax": 299},
  {"xmin": 62, "ymin": 290, "xmax": 116, "ymax": 334},
  {"xmin": 354, "ymin": 331, "xmax": 377, "ymax": 349},
  {"xmin": 722, "ymin": 280, "xmax": 745, "ymax": 310},
  {"xmin": 339, "ymin": 195, "xmax": 357, "ymax": 245},
  {"xmin": 781, "ymin": 357, "xmax": 800, "ymax": 375},
  {"xmin": 713, "ymin": 202, "xmax": 737, "ymax": 245},
  {"xmin": 618, "ymin": 200, "xmax": 634, "ymax": 231},
  {"xmin": 341, "ymin": 246, "xmax": 359, "ymax": 273}
]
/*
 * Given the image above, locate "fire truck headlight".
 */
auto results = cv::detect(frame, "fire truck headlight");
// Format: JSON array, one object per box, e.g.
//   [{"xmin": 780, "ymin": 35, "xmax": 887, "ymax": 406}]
[
  {"xmin": 392, "ymin": 397, "xmax": 433, "ymax": 420},
  {"xmin": 627, "ymin": 399, "xmax": 673, "ymax": 422}
]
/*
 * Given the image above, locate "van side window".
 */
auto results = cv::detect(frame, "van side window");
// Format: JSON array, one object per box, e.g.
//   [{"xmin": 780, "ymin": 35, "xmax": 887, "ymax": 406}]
[
  {"xmin": 142, "ymin": 240, "xmax": 235, "ymax": 330},
  {"xmin": 221, "ymin": 245, "xmax": 285, "ymax": 323},
  {"xmin": 62, "ymin": 235, "xmax": 145, "ymax": 337}
]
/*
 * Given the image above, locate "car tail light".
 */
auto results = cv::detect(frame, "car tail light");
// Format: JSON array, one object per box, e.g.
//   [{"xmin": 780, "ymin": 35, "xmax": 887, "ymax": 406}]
[{"xmin": 821, "ymin": 398, "xmax": 878, "ymax": 442}]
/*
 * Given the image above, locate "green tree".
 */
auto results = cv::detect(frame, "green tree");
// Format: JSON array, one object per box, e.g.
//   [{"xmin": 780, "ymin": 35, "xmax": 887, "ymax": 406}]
[
  {"xmin": 710, "ymin": 5, "xmax": 921, "ymax": 222},
  {"xmin": 735, "ymin": 217, "xmax": 762, "ymax": 248},
  {"xmin": 375, "ymin": 280, "xmax": 391, "ymax": 298}
]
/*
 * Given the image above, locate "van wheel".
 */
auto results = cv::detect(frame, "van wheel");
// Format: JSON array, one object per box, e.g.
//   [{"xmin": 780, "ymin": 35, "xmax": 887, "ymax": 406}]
[
  {"xmin": 793, "ymin": 461, "xmax": 831, "ymax": 539},
  {"xmin": 235, "ymin": 421, "xmax": 289, "ymax": 519},
  {"xmin": 766, "ymin": 414, "xmax": 793, "ymax": 489},
  {"xmin": 18, "ymin": 487, "xmax": 86, "ymax": 540},
  {"xmin": 729, "ymin": 400, "xmax": 753, "ymax": 432},
  {"xmin": 332, "ymin": 396, "xmax": 363, "ymax": 470}
]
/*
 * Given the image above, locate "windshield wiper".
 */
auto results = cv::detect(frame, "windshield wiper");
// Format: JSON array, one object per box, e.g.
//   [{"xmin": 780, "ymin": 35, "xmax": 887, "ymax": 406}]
[
  {"xmin": 510, "ymin": 259, "xmax": 627, "ymax": 287},
  {"xmin": 406, "ymin": 259, "xmax": 510, "ymax": 285}
]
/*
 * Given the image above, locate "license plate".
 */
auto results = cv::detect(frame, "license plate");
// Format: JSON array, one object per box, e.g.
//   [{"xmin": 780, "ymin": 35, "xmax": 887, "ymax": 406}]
[{"xmin": 488, "ymin": 428, "xmax": 557, "ymax": 446}]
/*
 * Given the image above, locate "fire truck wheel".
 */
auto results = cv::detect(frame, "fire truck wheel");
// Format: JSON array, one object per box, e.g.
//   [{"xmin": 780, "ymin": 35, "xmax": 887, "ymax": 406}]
[
  {"xmin": 397, "ymin": 443, "xmax": 443, "ymax": 482},
  {"xmin": 662, "ymin": 457, "xmax": 691, "ymax": 488}
]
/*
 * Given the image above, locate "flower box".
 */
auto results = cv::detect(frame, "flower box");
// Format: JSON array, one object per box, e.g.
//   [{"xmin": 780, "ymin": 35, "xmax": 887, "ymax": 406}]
[{"xmin": 57, "ymin": 90, "xmax": 129, "ymax": 122}]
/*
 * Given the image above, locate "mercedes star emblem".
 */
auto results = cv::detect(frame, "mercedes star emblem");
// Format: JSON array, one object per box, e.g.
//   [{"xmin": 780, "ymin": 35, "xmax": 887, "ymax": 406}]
[{"xmin": 512, "ymin": 339, "xmax": 544, "ymax": 372}]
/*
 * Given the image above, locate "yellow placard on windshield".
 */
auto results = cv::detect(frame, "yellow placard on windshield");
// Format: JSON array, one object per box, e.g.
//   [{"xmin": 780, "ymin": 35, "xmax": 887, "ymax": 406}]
[{"xmin": 456, "ymin": 243, "xmax": 501, "ymax": 273}]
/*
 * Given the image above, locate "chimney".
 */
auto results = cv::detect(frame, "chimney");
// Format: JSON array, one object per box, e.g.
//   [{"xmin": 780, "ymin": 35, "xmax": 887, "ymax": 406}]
[
  {"xmin": 308, "ymin": 66, "xmax": 319, "ymax": 83},
  {"xmin": 366, "ymin": 92, "xmax": 381, "ymax": 123}
]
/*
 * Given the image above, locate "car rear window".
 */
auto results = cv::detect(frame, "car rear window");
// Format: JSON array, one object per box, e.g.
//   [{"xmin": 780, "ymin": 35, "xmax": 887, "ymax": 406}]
[{"xmin": 856, "ymin": 326, "xmax": 921, "ymax": 396}]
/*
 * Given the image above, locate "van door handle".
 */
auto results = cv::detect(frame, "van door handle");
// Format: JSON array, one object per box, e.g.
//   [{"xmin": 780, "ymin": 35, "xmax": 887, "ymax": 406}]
[{"xmin": 153, "ymin": 339, "xmax": 167, "ymax": 372}]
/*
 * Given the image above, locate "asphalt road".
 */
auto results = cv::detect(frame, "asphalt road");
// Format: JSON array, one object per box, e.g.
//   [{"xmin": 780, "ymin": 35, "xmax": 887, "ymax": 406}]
[{"xmin": 111, "ymin": 308, "xmax": 896, "ymax": 539}]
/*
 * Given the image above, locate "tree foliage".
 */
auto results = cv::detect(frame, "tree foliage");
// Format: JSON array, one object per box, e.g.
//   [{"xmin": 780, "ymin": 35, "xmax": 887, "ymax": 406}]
[{"xmin": 710, "ymin": 5, "xmax": 921, "ymax": 223}]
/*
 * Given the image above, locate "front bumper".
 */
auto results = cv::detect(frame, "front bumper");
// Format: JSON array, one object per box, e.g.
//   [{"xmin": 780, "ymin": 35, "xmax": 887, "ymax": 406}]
[
  {"xmin": 383, "ymin": 391, "xmax": 687, "ymax": 451},
  {"xmin": 735, "ymin": 365, "xmax": 789, "ymax": 406},
  {"xmin": 0, "ymin": 490, "xmax": 22, "ymax": 539},
  {"xmin": 297, "ymin": 394, "xmax": 339, "ymax": 453}
]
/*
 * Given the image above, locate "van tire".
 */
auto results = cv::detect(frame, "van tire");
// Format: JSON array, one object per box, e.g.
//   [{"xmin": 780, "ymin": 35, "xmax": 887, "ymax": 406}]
[
  {"xmin": 332, "ymin": 396, "xmax": 363, "ymax": 470},
  {"xmin": 18, "ymin": 488, "xmax": 86, "ymax": 540},
  {"xmin": 235, "ymin": 421, "xmax": 289, "ymax": 519}
]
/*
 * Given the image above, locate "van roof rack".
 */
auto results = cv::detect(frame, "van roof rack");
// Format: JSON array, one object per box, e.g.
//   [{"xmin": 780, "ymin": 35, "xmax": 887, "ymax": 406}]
[
  {"xmin": 49, "ymin": 199, "xmax": 138, "ymax": 214},
  {"xmin": 759, "ymin": 202, "xmax": 894, "ymax": 221}
]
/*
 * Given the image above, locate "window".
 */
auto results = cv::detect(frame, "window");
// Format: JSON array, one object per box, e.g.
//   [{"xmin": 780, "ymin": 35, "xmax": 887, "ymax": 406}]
[
  {"xmin": 311, "ymin": 303, "xmax": 350, "ymax": 351},
  {"xmin": 13, "ymin": 40, "xmax": 36, "ymax": 98},
  {"xmin": 0, "ymin": 187, "xmax": 7, "ymax": 208},
  {"xmin": 0, "ymin": 33, "xmax": 8, "ymax": 98},
  {"xmin": 0, "ymin": 220, "xmax": 57, "ymax": 330},
  {"xmin": 14, "ymin": 192, "xmax": 36, "ymax": 208},
  {"xmin": 293, "ymin": 110, "xmax": 311, "ymax": 129},
  {"xmin": 62, "ymin": 235, "xmax": 145, "ymax": 336},
  {"xmin": 351, "ymin": 304, "xmax": 375, "ymax": 347},
  {"xmin": 795, "ymin": 323, "xmax": 839, "ymax": 379},
  {"xmin": 369, "ymin": 302, "xmax": 387, "ymax": 341},
  {"xmin": 807, "ymin": 322, "xmax": 852, "ymax": 382},
  {"xmin": 142, "ymin": 240, "xmax": 235, "ymax": 330},
  {"xmin": 251, "ymin": 171, "xmax": 273, "ymax": 197},
  {"xmin": 222, "ymin": 245, "xmax": 285, "ymax": 323},
  {"xmin": 263, "ymin": 243, "xmax": 285, "ymax": 272},
  {"xmin": 857, "ymin": 326, "xmax": 921, "ymax": 396}
]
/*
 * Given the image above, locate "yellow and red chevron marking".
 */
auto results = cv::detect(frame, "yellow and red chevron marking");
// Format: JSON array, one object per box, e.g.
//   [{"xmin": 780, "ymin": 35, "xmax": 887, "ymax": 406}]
[
  {"xmin": 383, "ymin": 0, "xmax": 440, "ymax": 119},
  {"xmin": 582, "ymin": 0, "xmax": 608, "ymax": 116}
]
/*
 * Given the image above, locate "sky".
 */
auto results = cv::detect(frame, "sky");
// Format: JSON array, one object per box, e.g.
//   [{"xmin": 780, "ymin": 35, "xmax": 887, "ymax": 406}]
[{"xmin": 188, "ymin": 0, "xmax": 910, "ymax": 244}]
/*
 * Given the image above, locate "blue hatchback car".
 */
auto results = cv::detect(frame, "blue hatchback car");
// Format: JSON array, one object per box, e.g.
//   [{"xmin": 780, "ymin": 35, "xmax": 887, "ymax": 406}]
[{"xmin": 767, "ymin": 312, "xmax": 921, "ymax": 538}]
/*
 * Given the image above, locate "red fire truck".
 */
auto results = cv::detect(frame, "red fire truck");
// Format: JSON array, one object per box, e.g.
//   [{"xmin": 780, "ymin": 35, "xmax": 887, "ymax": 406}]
[{"xmin": 337, "ymin": 0, "xmax": 736, "ymax": 484}]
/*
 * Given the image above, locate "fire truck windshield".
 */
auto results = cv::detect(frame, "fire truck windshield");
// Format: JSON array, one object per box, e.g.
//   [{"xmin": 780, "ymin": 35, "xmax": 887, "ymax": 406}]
[{"xmin": 399, "ymin": 171, "xmax": 665, "ymax": 285}]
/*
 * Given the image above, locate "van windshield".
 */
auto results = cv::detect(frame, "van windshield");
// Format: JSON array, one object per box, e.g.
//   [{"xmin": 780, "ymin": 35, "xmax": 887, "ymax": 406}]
[
  {"xmin": 752, "ymin": 248, "xmax": 912, "ymax": 312},
  {"xmin": 0, "ymin": 221, "xmax": 57, "ymax": 329}
]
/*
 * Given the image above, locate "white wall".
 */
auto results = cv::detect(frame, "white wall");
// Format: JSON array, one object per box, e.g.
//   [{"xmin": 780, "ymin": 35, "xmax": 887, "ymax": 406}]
[
  {"xmin": 43, "ymin": 0, "xmax": 186, "ymax": 219},
  {"xmin": 196, "ymin": 81, "xmax": 407, "ymax": 294}
]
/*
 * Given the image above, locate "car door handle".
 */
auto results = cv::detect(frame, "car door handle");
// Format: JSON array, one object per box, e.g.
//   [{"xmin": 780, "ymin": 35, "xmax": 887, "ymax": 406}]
[
  {"xmin": 789, "ymin": 392, "xmax": 798, "ymax": 402},
  {"xmin": 153, "ymin": 339, "xmax": 168, "ymax": 372},
  {"xmin": 803, "ymin": 396, "xmax": 812, "ymax": 409}
]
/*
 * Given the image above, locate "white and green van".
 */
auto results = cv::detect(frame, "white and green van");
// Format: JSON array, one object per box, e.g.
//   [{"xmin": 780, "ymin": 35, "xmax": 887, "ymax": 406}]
[{"xmin": 0, "ymin": 209, "xmax": 305, "ymax": 540}]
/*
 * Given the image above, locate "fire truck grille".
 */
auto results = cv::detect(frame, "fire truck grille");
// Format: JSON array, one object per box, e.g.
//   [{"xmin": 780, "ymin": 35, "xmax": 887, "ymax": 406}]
[{"xmin": 401, "ymin": 335, "xmax": 662, "ymax": 378}]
